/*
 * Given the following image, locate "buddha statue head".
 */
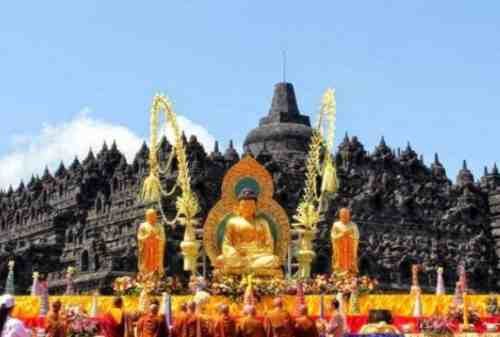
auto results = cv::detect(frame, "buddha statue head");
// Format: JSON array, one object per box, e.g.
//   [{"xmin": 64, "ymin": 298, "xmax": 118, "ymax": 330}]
[
  {"xmin": 236, "ymin": 188, "xmax": 258, "ymax": 220},
  {"xmin": 146, "ymin": 208, "xmax": 158, "ymax": 225},
  {"xmin": 339, "ymin": 207, "xmax": 351, "ymax": 224}
]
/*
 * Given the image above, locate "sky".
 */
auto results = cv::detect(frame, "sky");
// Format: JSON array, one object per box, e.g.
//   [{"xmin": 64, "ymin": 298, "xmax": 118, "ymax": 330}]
[{"xmin": 0, "ymin": 1, "xmax": 499, "ymax": 189}]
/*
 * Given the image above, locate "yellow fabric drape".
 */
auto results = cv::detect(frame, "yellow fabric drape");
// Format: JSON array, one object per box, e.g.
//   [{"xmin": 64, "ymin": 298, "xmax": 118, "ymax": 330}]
[{"xmin": 12, "ymin": 295, "xmax": 500, "ymax": 318}]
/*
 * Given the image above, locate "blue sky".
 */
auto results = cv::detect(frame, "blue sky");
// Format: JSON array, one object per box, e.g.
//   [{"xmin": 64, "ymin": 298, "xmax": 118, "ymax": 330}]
[{"xmin": 0, "ymin": 1, "xmax": 499, "ymax": 188}]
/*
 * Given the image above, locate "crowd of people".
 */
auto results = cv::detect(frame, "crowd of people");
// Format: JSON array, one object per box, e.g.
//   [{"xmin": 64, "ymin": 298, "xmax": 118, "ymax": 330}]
[
  {"xmin": 0, "ymin": 295, "xmax": 348, "ymax": 337},
  {"xmin": 114, "ymin": 297, "xmax": 347, "ymax": 337}
]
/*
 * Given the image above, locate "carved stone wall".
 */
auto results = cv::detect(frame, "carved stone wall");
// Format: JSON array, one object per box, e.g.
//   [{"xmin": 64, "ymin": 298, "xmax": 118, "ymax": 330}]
[{"xmin": 0, "ymin": 82, "xmax": 498, "ymax": 294}]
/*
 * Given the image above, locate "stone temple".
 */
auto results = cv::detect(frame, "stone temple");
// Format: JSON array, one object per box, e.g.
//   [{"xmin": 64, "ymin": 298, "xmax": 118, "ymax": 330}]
[{"xmin": 1, "ymin": 82, "xmax": 499, "ymax": 294}]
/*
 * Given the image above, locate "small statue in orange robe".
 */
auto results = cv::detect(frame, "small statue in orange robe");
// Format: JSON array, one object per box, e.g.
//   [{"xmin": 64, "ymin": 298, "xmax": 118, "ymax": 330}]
[
  {"xmin": 293, "ymin": 306, "xmax": 318, "ymax": 337},
  {"xmin": 331, "ymin": 208, "xmax": 359, "ymax": 275},
  {"xmin": 101, "ymin": 297, "xmax": 134, "ymax": 337},
  {"xmin": 45, "ymin": 300, "xmax": 66, "ymax": 337},
  {"xmin": 236, "ymin": 305, "xmax": 266, "ymax": 337},
  {"xmin": 263, "ymin": 298, "xmax": 294, "ymax": 337},
  {"xmin": 213, "ymin": 304, "xmax": 236, "ymax": 337},
  {"xmin": 138, "ymin": 209, "xmax": 166, "ymax": 279},
  {"xmin": 136, "ymin": 299, "xmax": 169, "ymax": 337}
]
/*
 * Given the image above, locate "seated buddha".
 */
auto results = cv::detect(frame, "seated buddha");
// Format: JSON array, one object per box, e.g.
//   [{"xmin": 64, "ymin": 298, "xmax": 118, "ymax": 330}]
[{"xmin": 215, "ymin": 188, "xmax": 281, "ymax": 275}]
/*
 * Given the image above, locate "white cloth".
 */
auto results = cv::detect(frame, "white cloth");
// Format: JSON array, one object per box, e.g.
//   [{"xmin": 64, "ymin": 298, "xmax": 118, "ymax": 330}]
[
  {"xmin": 1, "ymin": 317, "xmax": 29, "ymax": 337},
  {"xmin": 0, "ymin": 295, "xmax": 14, "ymax": 309}
]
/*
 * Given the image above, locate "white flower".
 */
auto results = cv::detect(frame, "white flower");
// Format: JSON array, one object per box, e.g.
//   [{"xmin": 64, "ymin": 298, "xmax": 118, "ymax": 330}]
[{"xmin": 193, "ymin": 290, "xmax": 211, "ymax": 306}]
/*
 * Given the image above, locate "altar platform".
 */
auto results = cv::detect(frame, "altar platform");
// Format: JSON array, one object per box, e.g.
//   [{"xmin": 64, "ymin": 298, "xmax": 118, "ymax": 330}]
[{"xmin": 11, "ymin": 294, "xmax": 500, "ymax": 335}]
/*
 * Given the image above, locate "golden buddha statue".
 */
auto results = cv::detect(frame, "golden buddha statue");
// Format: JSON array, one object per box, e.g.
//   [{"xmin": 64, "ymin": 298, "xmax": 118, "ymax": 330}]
[
  {"xmin": 203, "ymin": 155, "xmax": 289, "ymax": 277},
  {"xmin": 215, "ymin": 188, "xmax": 281, "ymax": 274},
  {"xmin": 137, "ymin": 209, "xmax": 166, "ymax": 278},
  {"xmin": 331, "ymin": 208, "xmax": 359, "ymax": 275}
]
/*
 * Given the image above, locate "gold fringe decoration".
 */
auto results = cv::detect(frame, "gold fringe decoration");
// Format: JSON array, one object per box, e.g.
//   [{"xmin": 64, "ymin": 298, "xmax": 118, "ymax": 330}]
[
  {"xmin": 319, "ymin": 88, "xmax": 338, "ymax": 196},
  {"xmin": 140, "ymin": 94, "xmax": 200, "ymax": 272},
  {"xmin": 140, "ymin": 94, "xmax": 199, "ymax": 222},
  {"xmin": 292, "ymin": 127, "xmax": 322, "ymax": 231}
]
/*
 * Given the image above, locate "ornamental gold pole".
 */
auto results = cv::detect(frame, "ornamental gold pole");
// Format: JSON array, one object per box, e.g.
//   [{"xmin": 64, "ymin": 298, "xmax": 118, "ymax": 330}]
[
  {"xmin": 318, "ymin": 88, "xmax": 338, "ymax": 212},
  {"xmin": 140, "ymin": 94, "xmax": 200, "ymax": 275},
  {"xmin": 292, "ymin": 88, "xmax": 339, "ymax": 279}
]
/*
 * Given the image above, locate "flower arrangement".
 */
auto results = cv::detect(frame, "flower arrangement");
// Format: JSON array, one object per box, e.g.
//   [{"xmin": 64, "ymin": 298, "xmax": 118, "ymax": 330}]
[
  {"xmin": 447, "ymin": 302, "xmax": 480, "ymax": 324},
  {"xmin": 210, "ymin": 276, "xmax": 288, "ymax": 301},
  {"xmin": 113, "ymin": 275, "xmax": 186, "ymax": 296},
  {"xmin": 209, "ymin": 274, "xmax": 377, "ymax": 301},
  {"xmin": 419, "ymin": 316, "xmax": 454, "ymax": 337},
  {"xmin": 65, "ymin": 306, "xmax": 99, "ymax": 337},
  {"xmin": 486, "ymin": 296, "xmax": 500, "ymax": 315},
  {"xmin": 114, "ymin": 272, "xmax": 377, "ymax": 300},
  {"xmin": 287, "ymin": 274, "xmax": 377, "ymax": 296},
  {"xmin": 113, "ymin": 276, "xmax": 140, "ymax": 296}
]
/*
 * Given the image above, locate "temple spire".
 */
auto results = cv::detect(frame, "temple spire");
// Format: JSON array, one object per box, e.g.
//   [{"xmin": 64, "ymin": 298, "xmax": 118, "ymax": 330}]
[
  {"xmin": 244, "ymin": 82, "xmax": 313, "ymax": 156},
  {"xmin": 406, "ymin": 141, "xmax": 412, "ymax": 152},
  {"xmin": 434, "ymin": 153, "xmax": 440, "ymax": 164}
]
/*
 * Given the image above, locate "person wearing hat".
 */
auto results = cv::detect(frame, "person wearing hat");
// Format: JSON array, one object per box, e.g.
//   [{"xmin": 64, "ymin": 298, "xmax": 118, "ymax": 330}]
[
  {"xmin": 215, "ymin": 187, "xmax": 280, "ymax": 275},
  {"xmin": 0, "ymin": 295, "xmax": 29, "ymax": 337}
]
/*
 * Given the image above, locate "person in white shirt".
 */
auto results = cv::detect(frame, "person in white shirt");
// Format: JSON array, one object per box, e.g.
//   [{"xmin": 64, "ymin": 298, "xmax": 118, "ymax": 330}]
[{"xmin": 0, "ymin": 295, "xmax": 29, "ymax": 337}]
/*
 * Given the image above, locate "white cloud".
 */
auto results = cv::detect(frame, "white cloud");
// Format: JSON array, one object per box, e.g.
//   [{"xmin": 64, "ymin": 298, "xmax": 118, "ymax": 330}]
[
  {"xmin": 0, "ymin": 108, "xmax": 216, "ymax": 190},
  {"xmin": 164, "ymin": 115, "xmax": 215, "ymax": 152}
]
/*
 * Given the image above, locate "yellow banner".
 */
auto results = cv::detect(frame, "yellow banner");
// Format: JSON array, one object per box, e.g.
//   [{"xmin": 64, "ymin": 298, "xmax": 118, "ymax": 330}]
[{"xmin": 13, "ymin": 294, "xmax": 500, "ymax": 318}]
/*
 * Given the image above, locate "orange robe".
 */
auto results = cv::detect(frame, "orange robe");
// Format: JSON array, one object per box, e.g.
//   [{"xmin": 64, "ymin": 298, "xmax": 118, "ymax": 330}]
[
  {"xmin": 180, "ymin": 313, "xmax": 212, "ymax": 337},
  {"xmin": 171, "ymin": 311, "xmax": 188, "ymax": 337},
  {"xmin": 213, "ymin": 314, "xmax": 236, "ymax": 337},
  {"xmin": 264, "ymin": 309, "xmax": 294, "ymax": 337},
  {"xmin": 100, "ymin": 309, "xmax": 134, "ymax": 337},
  {"xmin": 45, "ymin": 312, "xmax": 66, "ymax": 337},
  {"xmin": 236, "ymin": 317, "xmax": 266, "ymax": 337},
  {"xmin": 137, "ymin": 313, "xmax": 169, "ymax": 337},
  {"xmin": 293, "ymin": 316, "xmax": 319, "ymax": 337}
]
